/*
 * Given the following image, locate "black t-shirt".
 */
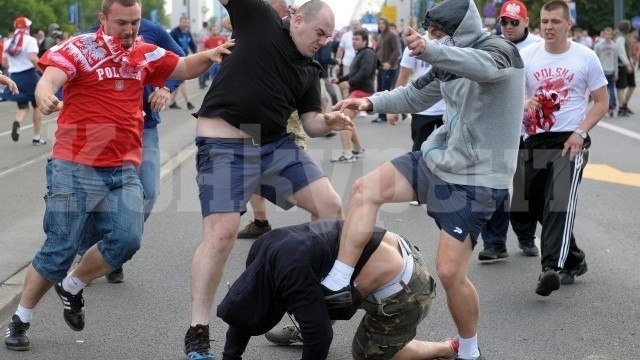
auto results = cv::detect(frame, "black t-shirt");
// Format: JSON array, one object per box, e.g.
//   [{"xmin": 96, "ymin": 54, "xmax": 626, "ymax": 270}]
[{"xmin": 197, "ymin": 0, "xmax": 323, "ymax": 143}]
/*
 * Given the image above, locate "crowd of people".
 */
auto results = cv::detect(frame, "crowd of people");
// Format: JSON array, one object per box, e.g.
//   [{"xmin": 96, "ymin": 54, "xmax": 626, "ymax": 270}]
[{"xmin": 0, "ymin": 0, "xmax": 635, "ymax": 359}]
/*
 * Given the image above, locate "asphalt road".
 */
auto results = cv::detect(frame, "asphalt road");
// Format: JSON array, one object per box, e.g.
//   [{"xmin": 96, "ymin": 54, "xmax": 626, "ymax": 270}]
[{"xmin": 0, "ymin": 79, "xmax": 639, "ymax": 359}]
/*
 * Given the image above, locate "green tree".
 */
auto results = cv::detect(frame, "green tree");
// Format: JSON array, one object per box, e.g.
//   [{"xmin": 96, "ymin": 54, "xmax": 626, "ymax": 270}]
[{"xmin": 0, "ymin": 0, "xmax": 170, "ymax": 37}]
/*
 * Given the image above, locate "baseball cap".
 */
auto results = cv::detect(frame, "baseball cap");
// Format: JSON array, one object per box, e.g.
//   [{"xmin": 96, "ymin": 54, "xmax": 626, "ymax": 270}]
[
  {"xmin": 500, "ymin": 0, "xmax": 528, "ymax": 20},
  {"xmin": 13, "ymin": 17, "xmax": 32, "ymax": 29}
]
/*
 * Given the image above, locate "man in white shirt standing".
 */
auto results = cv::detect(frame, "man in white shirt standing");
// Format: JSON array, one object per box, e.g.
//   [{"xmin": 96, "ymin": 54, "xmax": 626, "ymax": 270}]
[
  {"xmin": 2, "ymin": 17, "xmax": 45, "ymax": 145},
  {"xmin": 336, "ymin": 19, "xmax": 362, "ymax": 99}
]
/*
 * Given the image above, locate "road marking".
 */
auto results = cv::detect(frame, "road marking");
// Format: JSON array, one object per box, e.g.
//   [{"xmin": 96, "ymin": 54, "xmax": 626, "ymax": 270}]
[
  {"xmin": 598, "ymin": 121, "xmax": 640, "ymax": 141},
  {"xmin": 583, "ymin": 163, "xmax": 640, "ymax": 188}
]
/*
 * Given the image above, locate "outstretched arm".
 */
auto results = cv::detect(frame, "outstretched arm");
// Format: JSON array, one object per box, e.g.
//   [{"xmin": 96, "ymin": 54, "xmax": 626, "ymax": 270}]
[{"xmin": 170, "ymin": 40, "xmax": 235, "ymax": 80}]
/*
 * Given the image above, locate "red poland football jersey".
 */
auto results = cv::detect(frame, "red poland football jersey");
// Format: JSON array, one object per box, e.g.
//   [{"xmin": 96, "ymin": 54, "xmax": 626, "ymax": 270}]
[{"xmin": 39, "ymin": 28, "xmax": 179, "ymax": 167}]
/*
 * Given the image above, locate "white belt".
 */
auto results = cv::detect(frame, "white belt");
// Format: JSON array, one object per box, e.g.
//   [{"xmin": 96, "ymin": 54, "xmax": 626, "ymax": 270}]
[{"xmin": 370, "ymin": 234, "xmax": 414, "ymax": 301}]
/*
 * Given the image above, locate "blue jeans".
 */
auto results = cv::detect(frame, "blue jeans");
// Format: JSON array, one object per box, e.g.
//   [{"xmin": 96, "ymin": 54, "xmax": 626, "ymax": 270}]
[
  {"xmin": 32, "ymin": 159, "xmax": 144, "ymax": 282},
  {"xmin": 376, "ymin": 68, "xmax": 399, "ymax": 121},
  {"xmin": 605, "ymin": 74, "xmax": 616, "ymax": 110},
  {"xmin": 140, "ymin": 127, "xmax": 161, "ymax": 221},
  {"xmin": 77, "ymin": 128, "xmax": 159, "ymax": 255}
]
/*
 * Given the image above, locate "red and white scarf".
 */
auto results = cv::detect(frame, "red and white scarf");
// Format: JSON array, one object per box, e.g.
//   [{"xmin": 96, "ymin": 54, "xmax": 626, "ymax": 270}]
[
  {"xmin": 5, "ymin": 29, "xmax": 28, "ymax": 56},
  {"xmin": 94, "ymin": 25, "xmax": 148, "ymax": 77}
]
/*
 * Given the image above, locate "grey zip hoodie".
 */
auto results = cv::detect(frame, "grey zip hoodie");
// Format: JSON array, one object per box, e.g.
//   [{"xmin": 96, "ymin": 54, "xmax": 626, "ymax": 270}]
[{"xmin": 369, "ymin": 0, "xmax": 524, "ymax": 189}]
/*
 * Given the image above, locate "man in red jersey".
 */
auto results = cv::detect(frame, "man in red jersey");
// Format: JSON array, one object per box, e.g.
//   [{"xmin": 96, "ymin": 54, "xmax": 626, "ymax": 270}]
[{"xmin": 4, "ymin": 0, "xmax": 233, "ymax": 352}]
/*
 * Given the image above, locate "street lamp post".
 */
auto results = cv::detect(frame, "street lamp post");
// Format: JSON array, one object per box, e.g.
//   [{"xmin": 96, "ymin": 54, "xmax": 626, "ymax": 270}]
[{"xmin": 614, "ymin": 0, "xmax": 624, "ymax": 26}]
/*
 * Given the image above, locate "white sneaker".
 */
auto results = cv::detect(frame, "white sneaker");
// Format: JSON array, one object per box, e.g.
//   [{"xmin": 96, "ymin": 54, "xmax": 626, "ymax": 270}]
[
  {"xmin": 331, "ymin": 154, "xmax": 356, "ymax": 163},
  {"xmin": 352, "ymin": 148, "xmax": 365, "ymax": 158}
]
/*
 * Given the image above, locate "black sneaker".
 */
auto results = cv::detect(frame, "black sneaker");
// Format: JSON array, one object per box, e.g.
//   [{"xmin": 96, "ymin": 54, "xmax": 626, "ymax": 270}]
[
  {"xmin": 535, "ymin": 267, "xmax": 560, "ymax": 296},
  {"xmin": 4, "ymin": 314, "xmax": 30, "ymax": 351},
  {"xmin": 187, "ymin": 102, "xmax": 195, "ymax": 110},
  {"xmin": 184, "ymin": 324, "xmax": 214, "ymax": 359},
  {"xmin": 559, "ymin": 260, "xmax": 588, "ymax": 285},
  {"xmin": 518, "ymin": 242, "xmax": 539, "ymax": 257},
  {"xmin": 478, "ymin": 246, "xmax": 509, "ymax": 261},
  {"xmin": 54, "ymin": 282, "xmax": 85, "ymax": 331},
  {"xmin": 11, "ymin": 121, "xmax": 20, "ymax": 142},
  {"xmin": 32, "ymin": 138, "xmax": 47, "ymax": 146},
  {"xmin": 264, "ymin": 325, "xmax": 303, "ymax": 345},
  {"xmin": 322, "ymin": 284, "xmax": 352, "ymax": 309},
  {"xmin": 105, "ymin": 267, "xmax": 124, "ymax": 283},
  {"xmin": 169, "ymin": 102, "xmax": 181, "ymax": 109}
]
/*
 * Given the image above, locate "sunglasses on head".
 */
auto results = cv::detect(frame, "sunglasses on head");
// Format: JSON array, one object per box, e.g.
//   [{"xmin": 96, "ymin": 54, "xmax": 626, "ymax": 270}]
[{"xmin": 500, "ymin": 18, "xmax": 520, "ymax": 27}]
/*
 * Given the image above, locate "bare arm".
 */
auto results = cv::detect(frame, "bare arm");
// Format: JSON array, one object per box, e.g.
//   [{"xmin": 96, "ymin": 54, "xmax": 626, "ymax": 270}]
[
  {"xmin": 35, "ymin": 67, "xmax": 67, "ymax": 115},
  {"xmin": 221, "ymin": 16, "xmax": 232, "ymax": 32},
  {"xmin": 562, "ymin": 86, "xmax": 608, "ymax": 160},
  {"xmin": 299, "ymin": 110, "xmax": 353, "ymax": 137},
  {"xmin": 170, "ymin": 40, "xmax": 235, "ymax": 80},
  {"xmin": 0, "ymin": 74, "xmax": 18, "ymax": 95},
  {"xmin": 28, "ymin": 52, "xmax": 41, "ymax": 72}
]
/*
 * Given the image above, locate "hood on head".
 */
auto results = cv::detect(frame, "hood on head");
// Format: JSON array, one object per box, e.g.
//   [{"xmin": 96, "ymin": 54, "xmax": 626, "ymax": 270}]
[
  {"xmin": 422, "ymin": 0, "xmax": 484, "ymax": 47},
  {"xmin": 48, "ymin": 23, "xmax": 61, "ymax": 33}
]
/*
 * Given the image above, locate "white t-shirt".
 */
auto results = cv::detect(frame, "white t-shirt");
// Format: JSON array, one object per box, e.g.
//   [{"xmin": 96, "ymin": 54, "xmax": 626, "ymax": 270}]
[
  {"xmin": 339, "ymin": 30, "xmax": 356, "ymax": 67},
  {"xmin": 3, "ymin": 35, "xmax": 38, "ymax": 73},
  {"xmin": 520, "ymin": 41, "xmax": 607, "ymax": 137},
  {"xmin": 399, "ymin": 45, "xmax": 446, "ymax": 116}
]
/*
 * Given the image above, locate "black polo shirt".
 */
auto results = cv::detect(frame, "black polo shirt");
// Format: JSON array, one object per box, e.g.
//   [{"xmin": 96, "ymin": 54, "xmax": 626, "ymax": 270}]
[{"xmin": 196, "ymin": 0, "xmax": 323, "ymax": 144}]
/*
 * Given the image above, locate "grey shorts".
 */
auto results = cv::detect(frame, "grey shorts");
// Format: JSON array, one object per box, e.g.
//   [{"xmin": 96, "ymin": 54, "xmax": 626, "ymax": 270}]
[
  {"xmin": 352, "ymin": 241, "xmax": 436, "ymax": 360},
  {"xmin": 195, "ymin": 133, "xmax": 325, "ymax": 217},
  {"xmin": 391, "ymin": 151, "xmax": 507, "ymax": 245}
]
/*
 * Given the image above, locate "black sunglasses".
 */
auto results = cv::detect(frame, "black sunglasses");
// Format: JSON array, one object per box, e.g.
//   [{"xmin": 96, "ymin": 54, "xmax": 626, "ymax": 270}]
[{"xmin": 500, "ymin": 18, "xmax": 520, "ymax": 27}]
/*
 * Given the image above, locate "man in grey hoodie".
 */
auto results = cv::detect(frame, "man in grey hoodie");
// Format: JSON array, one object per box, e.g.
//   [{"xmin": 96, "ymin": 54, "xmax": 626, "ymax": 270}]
[{"xmin": 322, "ymin": 0, "xmax": 524, "ymax": 358}]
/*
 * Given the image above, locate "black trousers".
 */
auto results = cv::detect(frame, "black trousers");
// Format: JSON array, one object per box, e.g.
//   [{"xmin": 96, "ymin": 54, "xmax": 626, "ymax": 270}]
[{"xmin": 524, "ymin": 132, "xmax": 587, "ymax": 270}]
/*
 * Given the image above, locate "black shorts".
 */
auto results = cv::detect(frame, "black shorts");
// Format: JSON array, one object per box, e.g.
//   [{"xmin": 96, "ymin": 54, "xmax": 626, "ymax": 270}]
[{"xmin": 616, "ymin": 66, "xmax": 636, "ymax": 89}]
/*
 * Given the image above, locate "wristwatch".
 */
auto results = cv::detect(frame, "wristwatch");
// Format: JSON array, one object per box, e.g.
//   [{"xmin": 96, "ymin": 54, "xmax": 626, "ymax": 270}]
[
  {"xmin": 161, "ymin": 86, "xmax": 172, "ymax": 93},
  {"xmin": 574, "ymin": 129, "xmax": 588, "ymax": 139}
]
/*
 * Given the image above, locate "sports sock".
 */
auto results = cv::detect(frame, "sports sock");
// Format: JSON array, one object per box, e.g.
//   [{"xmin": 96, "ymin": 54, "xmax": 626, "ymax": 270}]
[
  {"xmin": 15, "ymin": 305, "xmax": 34, "ymax": 323},
  {"xmin": 458, "ymin": 334, "xmax": 480, "ymax": 359},
  {"xmin": 62, "ymin": 272, "xmax": 87, "ymax": 295},
  {"xmin": 320, "ymin": 260, "xmax": 354, "ymax": 291}
]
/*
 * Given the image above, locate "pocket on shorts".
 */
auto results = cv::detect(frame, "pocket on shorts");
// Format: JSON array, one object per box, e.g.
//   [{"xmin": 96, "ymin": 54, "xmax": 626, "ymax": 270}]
[{"xmin": 43, "ymin": 192, "xmax": 74, "ymax": 236}]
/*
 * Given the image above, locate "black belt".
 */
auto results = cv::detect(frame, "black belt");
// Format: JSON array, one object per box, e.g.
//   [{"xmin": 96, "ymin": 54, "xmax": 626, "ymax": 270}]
[{"xmin": 196, "ymin": 137, "xmax": 259, "ymax": 147}]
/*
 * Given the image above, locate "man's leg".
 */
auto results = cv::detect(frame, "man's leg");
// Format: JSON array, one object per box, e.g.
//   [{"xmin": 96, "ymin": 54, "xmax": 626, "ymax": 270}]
[
  {"xmin": 436, "ymin": 231, "xmax": 480, "ymax": 358},
  {"xmin": 11, "ymin": 103, "xmax": 28, "ymax": 142},
  {"xmin": 478, "ymin": 197, "xmax": 509, "ymax": 261},
  {"xmin": 323, "ymin": 161, "xmax": 416, "ymax": 292},
  {"xmin": 140, "ymin": 127, "xmax": 161, "ymax": 221},
  {"xmin": 291, "ymin": 177, "xmax": 343, "ymax": 221},
  {"xmin": 31, "ymin": 102, "xmax": 45, "ymax": 143},
  {"xmin": 237, "ymin": 195, "xmax": 272, "ymax": 238},
  {"xmin": 190, "ymin": 212, "xmax": 241, "ymax": 325}
]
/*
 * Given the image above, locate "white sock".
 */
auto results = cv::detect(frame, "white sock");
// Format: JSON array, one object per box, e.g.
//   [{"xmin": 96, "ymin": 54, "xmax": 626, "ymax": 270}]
[
  {"xmin": 33, "ymin": 135, "xmax": 41, "ymax": 140},
  {"xmin": 458, "ymin": 334, "xmax": 480, "ymax": 359},
  {"xmin": 62, "ymin": 273, "xmax": 86, "ymax": 295},
  {"xmin": 343, "ymin": 151, "xmax": 353, "ymax": 158},
  {"xmin": 15, "ymin": 305, "xmax": 34, "ymax": 323},
  {"xmin": 320, "ymin": 260, "xmax": 354, "ymax": 291}
]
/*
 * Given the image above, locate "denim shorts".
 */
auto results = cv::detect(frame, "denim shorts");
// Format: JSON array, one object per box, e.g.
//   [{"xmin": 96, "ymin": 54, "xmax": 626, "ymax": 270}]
[
  {"xmin": 391, "ymin": 151, "xmax": 507, "ymax": 245},
  {"xmin": 195, "ymin": 133, "xmax": 326, "ymax": 217},
  {"xmin": 352, "ymin": 242, "xmax": 436, "ymax": 360},
  {"xmin": 32, "ymin": 159, "xmax": 144, "ymax": 282}
]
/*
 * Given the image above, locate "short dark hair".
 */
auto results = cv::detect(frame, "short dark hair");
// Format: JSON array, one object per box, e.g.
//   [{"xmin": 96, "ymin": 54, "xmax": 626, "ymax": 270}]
[
  {"xmin": 353, "ymin": 28, "xmax": 369, "ymax": 42},
  {"xmin": 542, "ymin": 0, "xmax": 570, "ymax": 20},
  {"xmin": 101, "ymin": 0, "xmax": 140, "ymax": 15}
]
